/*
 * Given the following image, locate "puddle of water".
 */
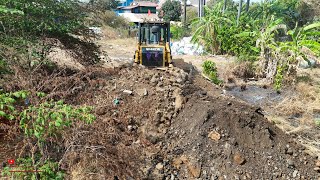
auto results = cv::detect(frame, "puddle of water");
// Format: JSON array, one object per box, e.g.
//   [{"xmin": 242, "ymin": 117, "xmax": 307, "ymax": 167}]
[{"xmin": 226, "ymin": 85, "xmax": 284, "ymax": 107}]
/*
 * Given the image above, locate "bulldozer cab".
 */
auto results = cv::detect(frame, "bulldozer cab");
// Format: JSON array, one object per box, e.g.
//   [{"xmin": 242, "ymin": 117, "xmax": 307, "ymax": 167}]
[
  {"xmin": 138, "ymin": 22, "xmax": 170, "ymax": 45},
  {"xmin": 134, "ymin": 21, "xmax": 172, "ymax": 67}
]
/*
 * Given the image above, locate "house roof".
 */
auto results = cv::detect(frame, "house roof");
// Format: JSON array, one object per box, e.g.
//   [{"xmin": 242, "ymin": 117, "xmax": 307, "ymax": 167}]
[
  {"xmin": 118, "ymin": 1, "xmax": 158, "ymax": 9},
  {"xmin": 133, "ymin": 1, "xmax": 158, "ymax": 7},
  {"xmin": 119, "ymin": 13, "xmax": 160, "ymax": 23}
]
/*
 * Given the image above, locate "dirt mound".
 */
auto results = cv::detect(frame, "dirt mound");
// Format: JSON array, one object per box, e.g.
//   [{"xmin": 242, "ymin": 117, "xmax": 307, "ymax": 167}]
[
  {"xmin": 163, "ymin": 93, "xmax": 319, "ymax": 179},
  {"xmin": 52, "ymin": 65, "xmax": 191, "ymax": 179}
]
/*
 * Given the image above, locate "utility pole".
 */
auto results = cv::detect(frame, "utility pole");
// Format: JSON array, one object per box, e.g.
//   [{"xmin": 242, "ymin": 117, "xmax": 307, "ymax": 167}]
[
  {"xmin": 237, "ymin": 0, "xmax": 243, "ymax": 26},
  {"xmin": 246, "ymin": 0, "xmax": 250, "ymax": 12},
  {"xmin": 198, "ymin": 0, "xmax": 205, "ymax": 18},
  {"xmin": 223, "ymin": 0, "xmax": 227, "ymax": 13},
  {"xmin": 184, "ymin": 0, "xmax": 187, "ymax": 27}
]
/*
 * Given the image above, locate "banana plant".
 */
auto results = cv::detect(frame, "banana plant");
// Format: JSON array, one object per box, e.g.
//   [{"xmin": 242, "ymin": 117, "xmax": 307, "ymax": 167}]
[
  {"xmin": 279, "ymin": 22, "xmax": 320, "ymax": 64},
  {"xmin": 191, "ymin": 3, "xmax": 232, "ymax": 54},
  {"xmin": 236, "ymin": 16, "xmax": 287, "ymax": 70}
]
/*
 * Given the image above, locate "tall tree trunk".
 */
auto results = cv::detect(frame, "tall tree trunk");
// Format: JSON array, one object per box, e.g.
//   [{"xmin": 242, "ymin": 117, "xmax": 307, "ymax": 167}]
[
  {"xmin": 223, "ymin": 0, "xmax": 227, "ymax": 13},
  {"xmin": 246, "ymin": 0, "xmax": 250, "ymax": 12},
  {"xmin": 237, "ymin": 0, "xmax": 243, "ymax": 26}
]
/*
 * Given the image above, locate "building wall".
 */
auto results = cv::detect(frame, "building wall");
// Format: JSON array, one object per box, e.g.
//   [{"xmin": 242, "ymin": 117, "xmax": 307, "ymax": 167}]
[
  {"xmin": 118, "ymin": 0, "xmax": 134, "ymax": 7},
  {"xmin": 132, "ymin": 7, "xmax": 156, "ymax": 13}
]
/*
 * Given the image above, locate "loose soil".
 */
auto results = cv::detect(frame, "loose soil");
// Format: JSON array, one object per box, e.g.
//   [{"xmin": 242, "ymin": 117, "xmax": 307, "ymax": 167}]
[{"xmin": 1, "ymin": 35, "xmax": 320, "ymax": 179}]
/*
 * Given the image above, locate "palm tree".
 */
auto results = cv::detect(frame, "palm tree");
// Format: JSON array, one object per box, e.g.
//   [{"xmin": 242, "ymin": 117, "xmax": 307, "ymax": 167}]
[{"xmin": 279, "ymin": 22, "xmax": 320, "ymax": 64}]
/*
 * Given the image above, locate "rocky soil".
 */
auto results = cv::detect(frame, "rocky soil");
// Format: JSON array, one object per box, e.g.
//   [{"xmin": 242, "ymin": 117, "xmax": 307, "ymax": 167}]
[
  {"xmin": 58, "ymin": 63, "xmax": 320, "ymax": 179},
  {"xmin": 1, "ymin": 35, "xmax": 320, "ymax": 179}
]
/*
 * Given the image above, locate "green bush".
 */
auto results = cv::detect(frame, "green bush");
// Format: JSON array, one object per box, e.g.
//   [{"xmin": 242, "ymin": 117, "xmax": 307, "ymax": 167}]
[
  {"xmin": 0, "ymin": 0, "xmax": 85, "ymax": 38},
  {"xmin": 170, "ymin": 25, "xmax": 190, "ymax": 40},
  {"xmin": 186, "ymin": 7, "xmax": 198, "ymax": 25},
  {"xmin": 202, "ymin": 60, "xmax": 222, "ymax": 85},
  {"xmin": 0, "ymin": 90, "xmax": 96, "ymax": 179},
  {"xmin": 86, "ymin": 10, "xmax": 128, "ymax": 28}
]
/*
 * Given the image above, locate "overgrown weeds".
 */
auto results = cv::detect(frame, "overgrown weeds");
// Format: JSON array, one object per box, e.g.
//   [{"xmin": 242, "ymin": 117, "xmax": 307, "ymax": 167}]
[{"xmin": 202, "ymin": 60, "xmax": 222, "ymax": 85}]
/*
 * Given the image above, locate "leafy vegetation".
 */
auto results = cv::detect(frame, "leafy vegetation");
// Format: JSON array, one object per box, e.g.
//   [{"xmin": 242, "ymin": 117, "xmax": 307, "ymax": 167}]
[
  {"xmin": 0, "ymin": 1, "xmax": 103, "ymax": 178},
  {"xmin": 170, "ymin": 25, "xmax": 189, "ymax": 40},
  {"xmin": 87, "ymin": 0, "xmax": 120, "ymax": 11},
  {"xmin": 192, "ymin": 0, "xmax": 320, "ymax": 90},
  {"xmin": 161, "ymin": 0, "xmax": 182, "ymax": 21},
  {"xmin": 0, "ymin": 0, "xmax": 85, "ymax": 38},
  {"xmin": 202, "ymin": 60, "xmax": 222, "ymax": 85},
  {"xmin": 0, "ymin": 90, "xmax": 96, "ymax": 178}
]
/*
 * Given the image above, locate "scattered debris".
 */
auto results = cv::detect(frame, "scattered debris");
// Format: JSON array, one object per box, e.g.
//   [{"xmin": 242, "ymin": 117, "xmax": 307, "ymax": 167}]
[{"xmin": 171, "ymin": 37, "xmax": 204, "ymax": 55}]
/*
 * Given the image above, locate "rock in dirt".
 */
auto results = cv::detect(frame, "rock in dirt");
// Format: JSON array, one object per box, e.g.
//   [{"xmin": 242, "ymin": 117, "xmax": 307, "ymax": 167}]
[
  {"xmin": 172, "ymin": 157, "xmax": 183, "ymax": 169},
  {"xmin": 293, "ymin": 170, "xmax": 299, "ymax": 178},
  {"xmin": 287, "ymin": 159, "xmax": 295, "ymax": 168},
  {"xmin": 136, "ymin": 88, "xmax": 148, "ymax": 96},
  {"xmin": 316, "ymin": 160, "xmax": 320, "ymax": 167},
  {"xmin": 187, "ymin": 163, "xmax": 201, "ymax": 178},
  {"xmin": 285, "ymin": 147, "xmax": 294, "ymax": 155},
  {"xmin": 123, "ymin": 90, "xmax": 133, "ymax": 95},
  {"xmin": 208, "ymin": 131, "xmax": 221, "ymax": 141},
  {"xmin": 173, "ymin": 88, "xmax": 184, "ymax": 111},
  {"xmin": 156, "ymin": 163, "xmax": 164, "ymax": 170},
  {"xmin": 151, "ymin": 75, "xmax": 159, "ymax": 84},
  {"xmin": 234, "ymin": 152, "xmax": 246, "ymax": 165}
]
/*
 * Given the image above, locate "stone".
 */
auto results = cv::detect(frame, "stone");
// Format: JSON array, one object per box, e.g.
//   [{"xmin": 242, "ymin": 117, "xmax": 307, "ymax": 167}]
[
  {"xmin": 173, "ymin": 148, "xmax": 184, "ymax": 155},
  {"xmin": 156, "ymin": 87, "xmax": 165, "ymax": 92},
  {"xmin": 136, "ymin": 88, "xmax": 148, "ymax": 96},
  {"xmin": 187, "ymin": 164, "xmax": 201, "ymax": 178},
  {"xmin": 127, "ymin": 125, "xmax": 134, "ymax": 131},
  {"xmin": 173, "ymin": 88, "xmax": 183, "ymax": 111},
  {"xmin": 316, "ymin": 160, "xmax": 320, "ymax": 167},
  {"xmin": 286, "ymin": 147, "xmax": 294, "ymax": 155},
  {"xmin": 172, "ymin": 158, "xmax": 183, "ymax": 169},
  {"xmin": 156, "ymin": 163, "xmax": 164, "ymax": 170},
  {"xmin": 314, "ymin": 167, "xmax": 320, "ymax": 172},
  {"xmin": 151, "ymin": 75, "xmax": 159, "ymax": 84},
  {"xmin": 293, "ymin": 170, "xmax": 298, "ymax": 178},
  {"xmin": 147, "ymin": 135, "xmax": 159, "ymax": 144},
  {"xmin": 174, "ymin": 95, "xmax": 183, "ymax": 111},
  {"xmin": 234, "ymin": 152, "xmax": 246, "ymax": 165},
  {"xmin": 180, "ymin": 155, "xmax": 188, "ymax": 163},
  {"xmin": 208, "ymin": 131, "xmax": 221, "ymax": 141},
  {"xmin": 123, "ymin": 90, "xmax": 133, "ymax": 95},
  {"xmin": 287, "ymin": 159, "xmax": 295, "ymax": 168}
]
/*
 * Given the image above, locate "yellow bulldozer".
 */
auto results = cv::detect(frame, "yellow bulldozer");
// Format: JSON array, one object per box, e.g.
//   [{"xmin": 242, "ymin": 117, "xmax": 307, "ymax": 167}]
[{"xmin": 134, "ymin": 21, "xmax": 172, "ymax": 67}]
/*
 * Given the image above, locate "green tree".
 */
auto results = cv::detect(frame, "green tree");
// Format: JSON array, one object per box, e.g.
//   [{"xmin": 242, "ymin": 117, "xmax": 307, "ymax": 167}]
[
  {"xmin": 161, "ymin": 0, "xmax": 182, "ymax": 21},
  {"xmin": 88, "ymin": 0, "xmax": 119, "ymax": 11},
  {"xmin": 186, "ymin": 7, "xmax": 198, "ymax": 25},
  {"xmin": 0, "ymin": 0, "xmax": 85, "ymax": 38}
]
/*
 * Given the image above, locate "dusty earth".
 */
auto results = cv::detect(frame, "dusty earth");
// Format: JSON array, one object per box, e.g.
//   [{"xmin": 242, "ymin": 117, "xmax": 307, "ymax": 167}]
[{"xmin": 1, "ymin": 34, "xmax": 320, "ymax": 179}]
